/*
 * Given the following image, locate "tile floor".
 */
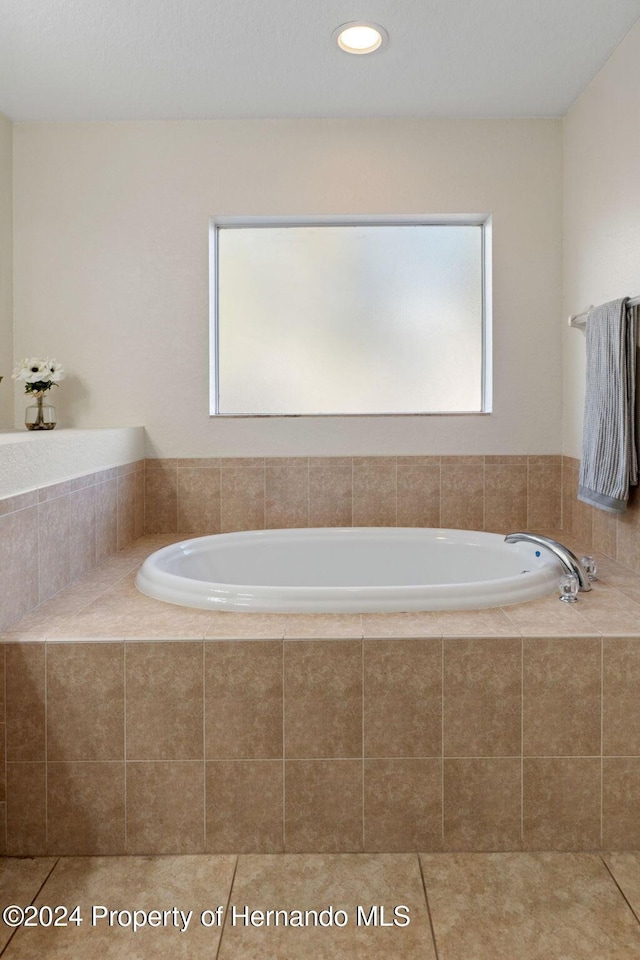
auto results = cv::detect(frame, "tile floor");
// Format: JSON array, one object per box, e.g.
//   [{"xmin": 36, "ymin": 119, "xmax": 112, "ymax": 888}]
[{"xmin": 1, "ymin": 852, "xmax": 640, "ymax": 958}]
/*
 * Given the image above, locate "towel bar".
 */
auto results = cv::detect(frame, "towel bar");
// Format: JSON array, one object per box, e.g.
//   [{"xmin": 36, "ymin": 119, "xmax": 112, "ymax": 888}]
[{"xmin": 569, "ymin": 295, "xmax": 640, "ymax": 328}]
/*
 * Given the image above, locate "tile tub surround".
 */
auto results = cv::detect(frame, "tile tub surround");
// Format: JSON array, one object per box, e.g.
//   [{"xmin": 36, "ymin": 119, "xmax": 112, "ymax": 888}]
[
  {"xmin": 562, "ymin": 454, "xmax": 640, "ymax": 576},
  {"xmin": 2, "ymin": 533, "xmax": 640, "ymax": 856},
  {"xmin": 144, "ymin": 455, "xmax": 562, "ymax": 536},
  {"xmin": 0, "ymin": 460, "xmax": 144, "ymax": 632}
]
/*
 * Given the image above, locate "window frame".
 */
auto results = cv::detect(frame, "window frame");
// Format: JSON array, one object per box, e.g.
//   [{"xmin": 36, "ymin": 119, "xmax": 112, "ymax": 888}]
[{"xmin": 209, "ymin": 214, "xmax": 492, "ymax": 417}]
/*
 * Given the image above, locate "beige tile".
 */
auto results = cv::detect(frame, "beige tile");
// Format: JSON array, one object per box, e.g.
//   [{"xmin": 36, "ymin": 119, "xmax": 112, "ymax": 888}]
[
  {"xmin": 502, "ymin": 596, "xmax": 599, "ymax": 636},
  {"xmin": 283, "ymin": 613, "xmax": 363, "ymax": 638},
  {"xmin": 285, "ymin": 640, "xmax": 362, "ymax": 758},
  {"xmin": 117, "ymin": 472, "xmax": 139, "ymax": 546},
  {"xmin": 205, "ymin": 641, "xmax": 283, "ymax": 759},
  {"xmin": 6, "ymin": 762, "xmax": 46, "ymax": 855},
  {"xmin": 177, "ymin": 497, "xmax": 221, "ymax": 535},
  {"xmin": 47, "ymin": 642, "xmax": 124, "ymax": 760},
  {"xmin": 604, "ymin": 638, "xmax": 640, "ymax": 755},
  {"xmin": 47, "ymin": 761, "xmax": 125, "ymax": 855},
  {"xmin": 126, "ymin": 641, "xmax": 203, "ymax": 760},
  {"xmin": 178, "ymin": 457, "xmax": 222, "ymax": 469},
  {"xmin": 592, "ymin": 506, "xmax": 618, "ymax": 560},
  {"xmin": 177, "ymin": 464, "xmax": 221, "ymax": 498},
  {"xmin": 352, "ymin": 457, "xmax": 397, "ymax": 526},
  {"xmin": 309, "ymin": 458, "xmax": 352, "ymax": 527},
  {"xmin": 435, "ymin": 607, "xmax": 519, "ymax": 636},
  {"xmin": 220, "ymin": 466, "xmax": 265, "ymax": 532},
  {"xmin": 578, "ymin": 591, "xmax": 640, "ymax": 634},
  {"xmin": 397, "ymin": 462, "xmax": 440, "ymax": 527},
  {"xmin": 5, "ymin": 855, "xmax": 235, "ymax": 959},
  {"xmin": 603, "ymin": 759, "xmax": 640, "ymax": 849},
  {"xmin": 0, "ymin": 857, "xmax": 57, "ymax": 952},
  {"xmin": 265, "ymin": 462, "xmax": 309, "ymax": 528},
  {"xmin": 177, "ymin": 466, "xmax": 221, "ymax": 535},
  {"xmin": 206, "ymin": 760, "xmax": 284, "ymax": 852},
  {"xmin": 443, "ymin": 638, "xmax": 521, "ymax": 757},
  {"xmin": 527, "ymin": 456, "xmax": 562, "ymax": 529},
  {"xmin": 285, "ymin": 760, "xmax": 363, "ymax": 852},
  {"xmin": 126, "ymin": 761, "xmax": 205, "ymax": 854},
  {"xmin": 619, "ymin": 494, "xmax": 640, "ymax": 574},
  {"xmin": 364, "ymin": 638, "xmax": 442, "ymax": 757},
  {"xmin": 221, "ymin": 457, "xmax": 264, "ymax": 468},
  {"xmin": 604, "ymin": 853, "xmax": 640, "ymax": 916},
  {"xmin": 0, "ymin": 490, "xmax": 39, "ymax": 517},
  {"xmin": 484, "ymin": 463, "xmax": 527, "ymax": 532},
  {"xmin": 523, "ymin": 758, "xmax": 601, "ymax": 850},
  {"xmin": 561, "ymin": 456, "xmax": 574, "ymax": 534},
  {"xmin": 0, "ymin": 506, "xmax": 40, "ymax": 629},
  {"xmin": 6, "ymin": 643, "xmax": 45, "ymax": 760},
  {"xmin": 134, "ymin": 469, "xmax": 145, "ymax": 539},
  {"xmin": 523, "ymin": 637, "xmax": 601, "ymax": 756},
  {"xmin": 365, "ymin": 759, "xmax": 442, "ymax": 852},
  {"xmin": 0, "ymin": 724, "xmax": 4, "ymax": 803},
  {"xmin": 68, "ymin": 486, "xmax": 96, "ymax": 582},
  {"xmin": 95, "ymin": 477, "xmax": 118, "ymax": 562},
  {"xmin": 421, "ymin": 852, "xmax": 640, "ymax": 959},
  {"xmin": 205, "ymin": 612, "xmax": 287, "ymax": 639},
  {"xmin": 219, "ymin": 853, "xmax": 434, "ymax": 959},
  {"xmin": 444, "ymin": 758, "xmax": 522, "ymax": 851},
  {"xmin": 59, "ymin": 583, "xmax": 212, "ymax": 639},
  {"xmin": 38, "ymin": 495, "xmax": 71, "ymax": 602},
  {"xmin": 362, "ymin": 611, "xmax": 441, "ymax": 637},
  {"xmin": 441, "ymin": 457, "xmax": 484, "ymax": 530}
]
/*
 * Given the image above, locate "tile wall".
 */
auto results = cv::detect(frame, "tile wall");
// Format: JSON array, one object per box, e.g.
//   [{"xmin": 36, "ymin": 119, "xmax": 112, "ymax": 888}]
[
  {"xmin": 562, "ymin": 455, "xmax": 640, "ymax": 574},
  {"xmin": 144, "ymin": 455, "xmax": 562, "ymax": 536},
  {"xmin": 0, "ymin": 461, "xmax": 144, "ymax": 632},
  {"xmin": 3, "ymin": 635, "xmax": 639, "ymax": 855}
]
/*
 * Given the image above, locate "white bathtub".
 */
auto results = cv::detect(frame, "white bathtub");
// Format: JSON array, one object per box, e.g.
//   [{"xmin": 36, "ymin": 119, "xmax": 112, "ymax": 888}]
[{"xmin": 135, "ymin": 528, "xmax": 562, "ymax": 613}]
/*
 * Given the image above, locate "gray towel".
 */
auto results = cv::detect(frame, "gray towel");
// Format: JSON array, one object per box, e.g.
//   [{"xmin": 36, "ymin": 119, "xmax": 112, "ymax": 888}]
[{"xmin": 578, "ymin": 298, "xmax": 638, "ymax": 513}]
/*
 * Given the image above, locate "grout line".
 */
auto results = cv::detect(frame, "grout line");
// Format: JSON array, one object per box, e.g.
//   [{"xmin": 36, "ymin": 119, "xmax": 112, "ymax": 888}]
[
  {"xmin": 521, "ymin": 636, "xmax": 524, "ymax": 845},
  {"xmin": 214, "ymin": 855, "xmax": 240, "ymax": 960},
  {"xmin": 44, "ymin": 644, "xmax": 48, "ymax": 854},
  {"xmin": 2, "ymin": 643, "xmax": 5, "ymax": 857},
  {"xmin": 441, "ymin": 638, "xmax": 444, "ymax": 847},
  {"xmin": 600, "ymin": 637, "xmax": 604, "ymax": 849},
  {"xmin": 417, "ymin": 853, "xmax": 441, "ymax": 960},
  {"xmin": 361, "ymin": 637, "xmax": 365, "ymax": 852},
  {"xmin": 600, "ymin": 855, "xmax": 640, "ymax": 927},
  {"xmin": 282, "ymin": 639, "xmax": 286, "ymax": 852},
  {"xmin": 123, "ymin": 641, "xmax": 128, "ymax": 853},
  {"xmin": 0, "ymin": 857, "xmax": 61, "ymax": 958},
  {"xmin": 203, "ymin": 640, "xmax": 207, "ymax": 853}
]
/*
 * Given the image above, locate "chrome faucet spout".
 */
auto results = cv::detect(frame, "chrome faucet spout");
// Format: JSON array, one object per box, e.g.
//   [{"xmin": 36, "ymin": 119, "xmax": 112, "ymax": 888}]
[{"xmin": 504, "ymin": 532, "xmax": 592, "ymax": 592}]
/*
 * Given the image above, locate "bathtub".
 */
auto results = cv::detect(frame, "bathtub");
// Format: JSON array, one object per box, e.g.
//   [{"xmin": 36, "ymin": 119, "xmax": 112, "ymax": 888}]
[{"xmin": 135, "ymin": 527, "xmax": 562, "ymax": 613}]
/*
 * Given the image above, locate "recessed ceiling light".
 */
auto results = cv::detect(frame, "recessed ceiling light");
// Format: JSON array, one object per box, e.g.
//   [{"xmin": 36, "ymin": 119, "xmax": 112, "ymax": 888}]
[{"xmin": 333, "ymin": 22, "xmax": 388, "ymax": 55}]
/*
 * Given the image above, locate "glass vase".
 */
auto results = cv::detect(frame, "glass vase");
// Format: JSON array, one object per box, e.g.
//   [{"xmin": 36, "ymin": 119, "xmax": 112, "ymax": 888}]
[{"xmin": 26, "ymin": 394, "xmax": 56, "ymax": 431}]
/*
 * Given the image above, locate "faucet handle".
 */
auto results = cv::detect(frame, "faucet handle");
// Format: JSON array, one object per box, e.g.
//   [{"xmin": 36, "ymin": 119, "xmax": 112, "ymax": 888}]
[{"xmin": 580, "ymin": 556, "xmax": 598, "ymax": 582}]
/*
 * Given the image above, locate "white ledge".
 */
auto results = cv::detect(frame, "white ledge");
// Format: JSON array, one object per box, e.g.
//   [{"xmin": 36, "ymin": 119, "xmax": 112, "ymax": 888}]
[{"xmin": 0, "ymin": 427, "xmax": 145, "ymax": 499}]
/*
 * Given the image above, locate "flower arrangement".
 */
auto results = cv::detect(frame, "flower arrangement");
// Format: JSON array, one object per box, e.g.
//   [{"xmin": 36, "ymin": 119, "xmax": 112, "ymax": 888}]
[{"xmin": 12, "ymin": 358, "xmax": 65, "ymax": 395}]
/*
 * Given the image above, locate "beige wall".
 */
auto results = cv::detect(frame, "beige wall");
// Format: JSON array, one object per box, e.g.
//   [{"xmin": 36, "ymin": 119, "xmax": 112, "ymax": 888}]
[
  {"xmin": 0, "ymin": 113, "xmax": 12, "ymax": 428},
  {"xmin": 563, "ymin": 20, "xmax": 640, "ymax": 458},
  {"xmin": 13, "ymin": 119, "xmax": 562, "ymax": 456}
]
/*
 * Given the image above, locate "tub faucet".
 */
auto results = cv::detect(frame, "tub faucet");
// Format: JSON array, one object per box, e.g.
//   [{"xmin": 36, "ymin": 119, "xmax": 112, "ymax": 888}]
[{"xmin": 504, "ymin": 533, "xmax": 592, "ymax": 593}]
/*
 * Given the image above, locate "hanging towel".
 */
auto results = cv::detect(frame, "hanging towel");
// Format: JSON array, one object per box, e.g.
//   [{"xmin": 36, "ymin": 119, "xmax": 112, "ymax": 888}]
[{"xmin": 578, "ymin": 298, "xmax": 638, "ymax": 513}]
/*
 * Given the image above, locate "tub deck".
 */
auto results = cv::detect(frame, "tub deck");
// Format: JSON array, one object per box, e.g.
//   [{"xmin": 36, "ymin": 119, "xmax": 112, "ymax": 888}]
[{"xmin": 1, "ymin": 529, "xmax": 639, "ymax": 640}]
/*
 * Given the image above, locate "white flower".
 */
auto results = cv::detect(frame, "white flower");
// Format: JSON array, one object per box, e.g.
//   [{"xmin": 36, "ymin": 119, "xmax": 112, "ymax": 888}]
[
  {"xmin": 44, "ymin": 358, "xmax": 65, "ymax": 382},
  {"xmin": 12, "ymin": 357, "xmax": 66, "ymax": 385}
]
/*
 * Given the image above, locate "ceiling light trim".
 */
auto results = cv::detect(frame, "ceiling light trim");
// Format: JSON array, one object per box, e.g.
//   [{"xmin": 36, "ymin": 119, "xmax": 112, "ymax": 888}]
[{"xmin": 333, "ymin": 21, "xmax": 388, "ymax": 55}]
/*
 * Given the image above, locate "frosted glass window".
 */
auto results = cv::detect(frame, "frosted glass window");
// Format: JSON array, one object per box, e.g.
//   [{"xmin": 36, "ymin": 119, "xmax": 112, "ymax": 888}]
[{"xmin": 212, "ymin": 221, "xmax": 488, "ymax": 415}]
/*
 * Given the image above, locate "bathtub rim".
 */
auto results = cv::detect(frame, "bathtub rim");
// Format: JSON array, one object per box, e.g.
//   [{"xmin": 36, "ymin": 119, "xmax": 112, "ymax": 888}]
[{"xmin": 135, "ymin": 527, "xmax": 563, "ymax": 613}]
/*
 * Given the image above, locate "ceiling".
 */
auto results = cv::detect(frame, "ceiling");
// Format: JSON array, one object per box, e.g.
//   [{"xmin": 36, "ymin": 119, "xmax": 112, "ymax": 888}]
[{"xmin": 1, "ymin": 0, "xmax": 640, "ymax": 122}]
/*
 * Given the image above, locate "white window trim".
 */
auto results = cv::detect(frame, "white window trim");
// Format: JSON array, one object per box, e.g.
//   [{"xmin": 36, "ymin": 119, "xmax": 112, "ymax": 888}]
[{"xmin": 209, "ymin": 214, "xmax": 493, "ymax": 417}]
